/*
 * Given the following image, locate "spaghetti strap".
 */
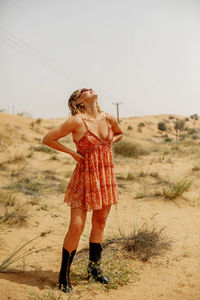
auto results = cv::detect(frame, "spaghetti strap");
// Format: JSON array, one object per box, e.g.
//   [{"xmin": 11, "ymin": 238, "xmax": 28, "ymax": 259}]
[
  {"xmin": 79, "ymin": 115, "xmax": 89, "ymax": 131},
  {"xmin": 105, "ymin": 113, "xmax": 109, "ymax": 128},
  {"xmin": 104, "ymin": 113, "xmax": 111, "ymax": 134}
]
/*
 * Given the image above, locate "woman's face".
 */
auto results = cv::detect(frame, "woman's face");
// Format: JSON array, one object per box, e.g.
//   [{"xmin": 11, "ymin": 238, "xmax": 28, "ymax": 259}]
[{"xmin": 77, "ymin": 88, "xmax": 98, "ymax": 105}]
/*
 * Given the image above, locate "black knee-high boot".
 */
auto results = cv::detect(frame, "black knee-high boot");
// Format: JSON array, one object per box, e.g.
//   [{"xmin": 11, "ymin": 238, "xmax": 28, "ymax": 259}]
[
  {"xmin": 87, "ymin": 242, "xmax": 110, "ymax": 284},
  {"xmin": 58, "ymin": 247, "xmax": 76, "ymax": 293}
]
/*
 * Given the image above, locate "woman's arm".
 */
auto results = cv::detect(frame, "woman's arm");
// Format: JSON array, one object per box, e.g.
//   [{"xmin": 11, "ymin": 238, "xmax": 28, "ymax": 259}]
[
  {"xmin": 41, "ymin": 115, "xmax": 80, "ymax": 156},
  {"xmin": 106, "ymin": 113, "xmax": 123, "ymax": 144}
]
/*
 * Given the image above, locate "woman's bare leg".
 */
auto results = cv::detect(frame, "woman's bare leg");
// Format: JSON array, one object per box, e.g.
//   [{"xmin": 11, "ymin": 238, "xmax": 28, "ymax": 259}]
[
  {"xmin": 63, "ymin": 208, "xmax": 87, "ymax": 253},
  {"xmin": 89, "ymin": 205, "xmax": 111, "ymax": 244}
]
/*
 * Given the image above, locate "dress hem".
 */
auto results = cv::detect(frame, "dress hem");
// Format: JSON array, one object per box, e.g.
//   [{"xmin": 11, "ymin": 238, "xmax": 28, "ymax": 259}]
[{"xmin": 64, "ymin": 201, "xmax": 118, "ymax": 212}]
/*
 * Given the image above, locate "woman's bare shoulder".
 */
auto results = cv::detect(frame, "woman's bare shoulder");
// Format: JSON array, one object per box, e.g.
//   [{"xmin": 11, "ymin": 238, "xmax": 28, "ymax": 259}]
[
  {"xmin": 105, "ymin": 112, "xmax": 117, "ymax": 124},
  {"xmin": 70, "ymin": 113, "xmax": 84, "ymax": 124}
]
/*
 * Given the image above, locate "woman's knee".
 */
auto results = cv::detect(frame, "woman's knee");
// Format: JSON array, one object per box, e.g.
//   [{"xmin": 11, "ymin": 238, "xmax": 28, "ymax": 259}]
[
  {"xmin": 92, "ymin": 217, "xmax": 107, "ymax": 231},
  {"xmin": 68, "ymin": 221, "xmax": 85, "ymax": 236}
]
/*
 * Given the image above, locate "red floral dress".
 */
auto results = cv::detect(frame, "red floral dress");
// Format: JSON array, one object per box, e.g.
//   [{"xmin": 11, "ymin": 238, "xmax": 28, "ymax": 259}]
[{"xmin": 64, "ymin": 112, "xmax": 119, "ymax": 211}]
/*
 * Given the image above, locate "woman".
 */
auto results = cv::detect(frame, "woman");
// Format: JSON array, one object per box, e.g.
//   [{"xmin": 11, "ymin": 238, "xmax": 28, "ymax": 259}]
[{"xmin": 42, "ymin": 88, "xmax": 123, "ymax": 294}]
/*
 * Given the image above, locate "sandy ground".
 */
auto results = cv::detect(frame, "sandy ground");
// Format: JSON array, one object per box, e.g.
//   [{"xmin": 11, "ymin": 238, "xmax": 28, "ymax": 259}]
[{"xmin": 0, "ymin": 112, "xmax": 200, "ymax": 300}]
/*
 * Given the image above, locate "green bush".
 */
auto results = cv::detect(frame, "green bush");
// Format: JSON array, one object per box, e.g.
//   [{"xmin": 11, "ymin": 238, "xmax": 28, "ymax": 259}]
[{"xmin": 113, "ymin": 141, "xmax": 150, "ymax": 157}]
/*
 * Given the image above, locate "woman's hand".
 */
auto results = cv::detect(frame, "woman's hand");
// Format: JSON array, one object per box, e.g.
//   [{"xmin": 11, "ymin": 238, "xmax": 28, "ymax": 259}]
[{"xmin": 71, "ymin": 151, "xmax": 84, "ymax": 163}]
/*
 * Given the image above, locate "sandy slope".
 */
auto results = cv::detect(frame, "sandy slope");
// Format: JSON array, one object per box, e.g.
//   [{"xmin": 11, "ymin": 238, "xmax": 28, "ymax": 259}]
[{"xmin": 0, "ymin": 112, "xmax": 200, "ymax": 300}]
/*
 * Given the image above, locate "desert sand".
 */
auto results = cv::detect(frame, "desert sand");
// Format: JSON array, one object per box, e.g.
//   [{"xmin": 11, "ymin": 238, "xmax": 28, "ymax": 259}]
[{"xmin": 0, "ymin": 112, "xmax": 200, "ymax": 300}]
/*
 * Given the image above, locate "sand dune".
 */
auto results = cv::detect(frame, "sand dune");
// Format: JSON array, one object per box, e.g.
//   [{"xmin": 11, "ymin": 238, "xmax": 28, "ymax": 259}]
[{"xmin": 0, "ymin": 112, "xmax": 200, "ymax": 299}]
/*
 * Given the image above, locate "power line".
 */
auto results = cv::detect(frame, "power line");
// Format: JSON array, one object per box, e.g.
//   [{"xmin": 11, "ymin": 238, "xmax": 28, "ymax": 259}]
[
  {"xmin": 0, "ymin": 27, "xmax": 147, "ymax": 116},
  {"xmin": 0, "ymin": 28, "xmax": 85, "ymax": 86},
  {"xmin": 0, "ymin": 27, "xmax": 115, "ymax": 98}
]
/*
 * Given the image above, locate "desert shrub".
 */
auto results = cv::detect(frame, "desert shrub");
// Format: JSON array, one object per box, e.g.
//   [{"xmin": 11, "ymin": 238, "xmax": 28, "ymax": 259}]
[
  {"xmin": 121, "ymin": 225, "xmax": 172, "ymax": 261},
  {"xmin": 192, "ymin": 166, "xmax": 200, "ymax": 171},
  {"xmin": 4, "ymin": 176, "xmax": 44, "ymax": 196},
  {"xmin": 29, "ymin": 195, "xmax": 41, "ymax": 206},
  {"xmin": 5, "ymin": 154, "xmax": 26, "ymax": 164},
  {"xmin": 157, "ymin": 122, "xmax": 167, "ymax": 132},
  {"xmin": 127, "ymin": 125, "xmax": 133, "ymax": 130},
  {"xmin": 0, "ymin": 191, "xmax": 16, "ymax": 207},
  {"xmin": 179, "ymin": 134, "xmax": 187, "ymax": 141},
  {"xmin": 29, "ymin": 286, "xmax": 63, "ymax": 300},
  {"xmin": 39, "ymin": 204, "xmax": 49, "ymax": 211},
  {"xmin": 17, "ymin": 111, "xmax": 32, "ymax": 117},
  {"xmin": 192, "ymin": 134, "xmax": 200, "ymax": 140},
  {"xmin": 162, "ymin": 178, "xmax": 193, "ymax": 200},
  {"xmin": 126, "ymin": 169, "xmax": 136, "ymax": 180},
  {"xmin": 35, "ymin": 118, "xmax": 42, "ymax": 125},
  {"xmin": 137, "ymin": 122, "xmax": 145, "ymax": 132},
  {"xmin": 190, "ymin": 114, "xmax": 199, "ymax": 120},
  {"xmin": 113, "ymin": 140, "xmax": 150, "ymax": 157},
  {"xmin": 0, "ymin": 203, "xmax": 28, "ymax": 226},
  {"xmin": 103, "ymin": 215, "xmax": 173, "ymax": 262},
  {"xmin": 50, "ymin": 155, "xmax": 58, "ymax": 160},
  {"xmin": 164, "ymin": 137, "xmax": 172, "ymax": 142},
  {"xmin": 174, "ymin": 119, "xmax": 186, "ymax": 132},
  {"xmin": 187, "ymin": 128, "xmax": 198, "ymax": 135},
  {"xmin": 56, "ymin": 180, "xmax": 67, "ymax": 193},
  {"xmin": 30, "ymin": 145, "xmax": 57, "ymax": 153}
]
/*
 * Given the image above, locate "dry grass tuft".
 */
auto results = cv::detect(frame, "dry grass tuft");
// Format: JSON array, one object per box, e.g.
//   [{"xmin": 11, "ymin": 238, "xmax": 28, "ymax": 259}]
[
  {"xmin": 104, "ymin": 211, "xmax": 174, "ymax": 262},
  {"xmin": 0, "ymin": 191, "xmax": 28, "ymax": 226},
  {"xmin": 29, "ymin": 145, "xmax": 57, "ymax": 154},
  {"xmin": 0, "ymin": 231, "xmax": 52, "ymax": 272},
  {"xmin": 120, "ymin": 224, "xmax": 172, "ymax": 262},
  {"xmin": 3, "ymin": 176, "xmax": 45, "ymax": 196},
  {"xmin": 28, "ymin": 286, "xmax": 65, "ymax": 300},
  {"xmin": 162, "ymin": 177, "xmax": 193, "ymax": 200}
]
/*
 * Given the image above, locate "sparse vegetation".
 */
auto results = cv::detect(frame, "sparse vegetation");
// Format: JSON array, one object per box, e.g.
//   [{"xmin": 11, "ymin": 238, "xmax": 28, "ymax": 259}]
[
  {"xmin": 137, "ymin": 122, "xmax": 145, "ymax": 132},
  {"xmin": 0, "ymin": 191, "xmax": 16, "ymax": 207},
  {"xmin": 39, "ymin": 204, "xmax": 49, "ymax": 211},
  {"xmin": 173, "ymin": 119, "xmax": 186, "ymax": 141},
  {"xmin": 162, "ymin": 178, "xmax": 193, "ymax": 200},
  {"xmin": 113, "ymin": 140, "xmax": 150, "ymax": 157},
  {"xmin": 120, "ymin": 223, "xmax": 173, "ymax": 261},
  {"xmin": 157, "ymin": 121, "xmax": 167, "ymax": 136},
  {"xmin": 1, "ymin": 112, "xmax": 200, "ymax": 298},
  {"xmin": 29, "ymin": 145, "xmax": 57, "ymax": 154},
  {"xmin": 192, "ymin": 134, "xmax": 200, "ymax": 140},
  {"xmin": 4, "ymin": 154, "xmax": 26, "ymax": 164},
  {"xmin": 17, "ymin": 111, "xmax": 32, "ymax": 117},
  {"xmin": 56, "ymin": 180, "xmax": 67, "ymax": 193},
  {"xmin": 28, "ymin": 286, "xmax": 64, "ymax": 300},
  {"xmin": 187, "ymin": 128, "xmax": 198, "ymax": 135},
  {"xmin": 29, "ymin": 195, "xmax": 41, "ymax": 206},
  {"xmin": 50, "ymin": 155, "xmax": 59, "ymax": 160},
  {"xmin": 0, "ymin": 191, "xmax": 28, "ymax": 226},
  {"xmin": 3, "ymin": 176, "xmax": 44, "ymax": 196},
  {"xmin": 103, "ymin": 213, "xmax": 173, "ymax": 262},
  {"xmin": 36, "ymin": 118, "xmax": 42, "ymax": 125},
  {"xmin": 0, "ymin": 231, "xmax": 51, "ymax": 272},
  {"xmin": 126, "ymin": 169, "xmax": 136, "ymax": 180},
  {"xmin": 192, "ymin": 166, "xmax": 200, "ymax": 172}
]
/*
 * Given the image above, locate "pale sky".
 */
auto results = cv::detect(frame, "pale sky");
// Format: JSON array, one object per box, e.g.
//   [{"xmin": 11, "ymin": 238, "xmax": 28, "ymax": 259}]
[{"xmin": 0, "ymin": 0, "xmax": 200, "ymax": 119}]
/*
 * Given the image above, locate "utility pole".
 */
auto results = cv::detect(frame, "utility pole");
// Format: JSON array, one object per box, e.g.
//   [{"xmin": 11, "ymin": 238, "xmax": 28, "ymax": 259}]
[{"xmin": 113, "ymin": 101, "xmax": 123, "ymax": 123}]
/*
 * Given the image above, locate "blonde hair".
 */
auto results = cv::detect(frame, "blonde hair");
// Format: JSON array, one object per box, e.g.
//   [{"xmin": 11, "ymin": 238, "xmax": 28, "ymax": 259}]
[{"xmin": 68, "ymin": 89, "xmax": 102, "ymax": 116}]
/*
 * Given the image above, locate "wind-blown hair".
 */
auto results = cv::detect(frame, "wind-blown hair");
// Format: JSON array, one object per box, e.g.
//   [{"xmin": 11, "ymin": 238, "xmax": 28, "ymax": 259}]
[{"xmin": 68, "ymin": 89, "xmax": 102, "ymax": 116}]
